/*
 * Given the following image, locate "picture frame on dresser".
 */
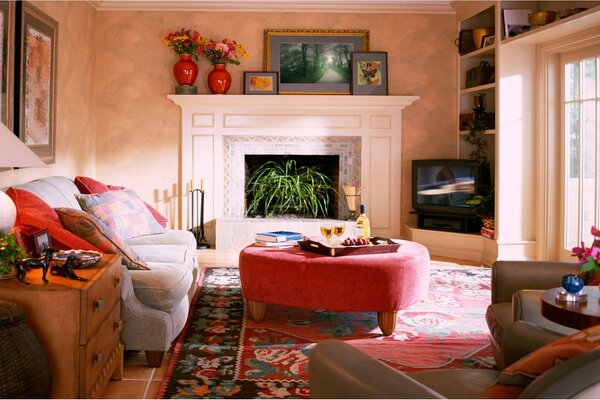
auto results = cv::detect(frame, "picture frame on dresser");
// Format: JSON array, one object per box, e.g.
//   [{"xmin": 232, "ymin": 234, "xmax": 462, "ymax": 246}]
[
  {"xmin": 351, "ymin": 52, "xmax": 388, "ymax": 95},
  {"xmin": 264, "ymin": 29, "xmax": 369, "ymax": 94},
  {"xmin": 243, "ymin": 71, "xmax": 279, "ymax": 95},
  {"xmin": 32, "ymin": 228, "xmax": 51, "ymax": 258},
  {"xmin": 16, "ymin": 2, "xmax": 58, "ymax": 164}
]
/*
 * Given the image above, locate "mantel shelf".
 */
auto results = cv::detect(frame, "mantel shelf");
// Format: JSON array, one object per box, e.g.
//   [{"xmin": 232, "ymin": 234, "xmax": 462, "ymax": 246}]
[{"xmin": 168, "ymin": 94, "xmax": 420, "ymax": 109}]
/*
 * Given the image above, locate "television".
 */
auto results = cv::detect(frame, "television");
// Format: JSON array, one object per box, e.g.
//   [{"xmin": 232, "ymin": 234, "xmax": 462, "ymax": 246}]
[{"xmin": 412, "ymin": 159, "xmax": 481, "ymax": 217}]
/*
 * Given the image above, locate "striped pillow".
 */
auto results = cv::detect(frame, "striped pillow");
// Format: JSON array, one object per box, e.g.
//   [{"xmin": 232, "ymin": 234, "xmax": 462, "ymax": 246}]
[
  {"xmin": 55, "ymin": 208, "xmax": 150, "ymax": 271},
  {"xmin": 75, "ymin": 190, "xmax": 166, "ymax": 241}
]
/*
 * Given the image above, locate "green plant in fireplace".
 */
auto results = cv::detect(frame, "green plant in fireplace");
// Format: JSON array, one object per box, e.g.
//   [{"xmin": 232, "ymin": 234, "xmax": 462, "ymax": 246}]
[
  {"xmin": 0, "ymin": 233, "xmax": 28, "ymax": 276},
  {"xmin": 245, "ymin": 159, "xmax": 336, "ymax": 218}
]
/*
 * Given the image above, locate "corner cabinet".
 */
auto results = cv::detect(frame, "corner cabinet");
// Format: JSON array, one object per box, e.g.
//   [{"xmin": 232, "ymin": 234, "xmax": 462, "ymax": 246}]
[{"xmin": 452, "ymin": 1, "xmax": 600, "ymax": 262}]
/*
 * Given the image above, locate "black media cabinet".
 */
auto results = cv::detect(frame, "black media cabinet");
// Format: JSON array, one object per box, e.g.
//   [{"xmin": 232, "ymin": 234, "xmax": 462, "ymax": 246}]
[{"xmin": 411, "ymin": 211, "xmax": 481, "ymax": 233}]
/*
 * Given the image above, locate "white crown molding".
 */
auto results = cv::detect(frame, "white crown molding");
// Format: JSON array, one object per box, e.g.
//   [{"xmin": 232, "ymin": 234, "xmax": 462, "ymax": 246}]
[{"xmin": 88, "ymin": 0, "xmax": 454, "ymax": 14}]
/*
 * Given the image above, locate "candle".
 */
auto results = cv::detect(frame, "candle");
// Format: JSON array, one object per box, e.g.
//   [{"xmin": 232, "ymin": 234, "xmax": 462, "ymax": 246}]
[
  {"xmin": 191, "ymin": 179, "xmax": 194, "ymax": 191},
  {"xmin": 199, "ymin": 179, "xmax": 204, "ymax": 191}
]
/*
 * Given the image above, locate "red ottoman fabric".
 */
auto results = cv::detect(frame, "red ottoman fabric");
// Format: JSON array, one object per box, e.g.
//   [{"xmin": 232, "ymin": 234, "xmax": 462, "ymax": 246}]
[{"xmin": 238, "ymin": 240, "xmax": 430, "ymax": 313}]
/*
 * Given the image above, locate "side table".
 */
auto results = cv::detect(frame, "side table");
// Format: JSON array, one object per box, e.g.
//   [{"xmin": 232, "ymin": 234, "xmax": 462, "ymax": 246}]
[
  {"xmin": 0, "ymin": 254, "xmax": 124, "ymax": 398},
  {"xmin": 540, "ymin": 286, "xmax": 600, "ymax": 330}
]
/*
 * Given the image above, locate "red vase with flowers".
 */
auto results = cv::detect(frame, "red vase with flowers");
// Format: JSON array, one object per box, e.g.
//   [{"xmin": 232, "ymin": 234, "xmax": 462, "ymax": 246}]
[
  {"xmin": 201, "ymin": 38, "xmax": 249, "ymax": 94},
  {"xmin": 207, "ymin": 64, "xmax": 231, "ymax": 94},
  {"xmin": 173, "ymin": 54, "xmax": 198, "ymax": 86},
  {"xmin": 161, "ymin": 28, "xmax": 203, "ymax": 92}
]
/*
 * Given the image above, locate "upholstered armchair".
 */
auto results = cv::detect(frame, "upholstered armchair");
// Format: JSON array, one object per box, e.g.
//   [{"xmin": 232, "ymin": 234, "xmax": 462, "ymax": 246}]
[
  {"xmin": 309, "ymin": 322, "xmax": 600, "ymax": 399},
  {"xmin": 485, "ymin": 260, "xmax": 579, "ymax": 369}
]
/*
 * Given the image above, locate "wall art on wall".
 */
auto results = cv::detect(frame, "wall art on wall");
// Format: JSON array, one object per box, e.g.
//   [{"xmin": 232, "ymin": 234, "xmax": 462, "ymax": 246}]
[
  {"xmin": 0, "ymin": 1, "xmax": 15, "ymax": 131},
  {"xmin": 351, "ymin": 52, "xmax": 388, "ymax": 95},
  {"xmin": 17, "ymin": 2, "xmax": 57, "ymax": 163},
  {"xmin": 243, "ymin": 71, "xmax": 279, "ymax": 95},
  {"xmin": 264, "ymin": 29, "xmax": 369, "ymax": 94}
]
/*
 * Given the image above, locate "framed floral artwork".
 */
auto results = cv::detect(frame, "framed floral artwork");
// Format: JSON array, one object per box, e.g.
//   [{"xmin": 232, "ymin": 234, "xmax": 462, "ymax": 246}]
[
  {"xmin": 244, "ymin": 71, "xmax": 279, "ymax": 95},
  {"xmin": 17, "ymin": 2, "xmax": 58, "ymax": 163},
  {"xmin": 0, "ymin": 1, "xmax": 15, "ymax": 131},
  {"xmin": 351, "ymin": 52, "xmax": 388, "ymax": 96},
  {"xmin": 264, "ymin": 29, "xmax": 369, "ymax": 94}
]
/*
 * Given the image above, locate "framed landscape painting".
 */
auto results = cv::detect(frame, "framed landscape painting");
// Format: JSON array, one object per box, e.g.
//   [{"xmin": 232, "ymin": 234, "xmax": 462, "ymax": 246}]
[
  {"xmin": 264, "ymin": 29, "xmax": 369, "ymax": 94},
  {"xmin": 351, "ymin": 52, "xmax": 388, "ymax": 95},
  {"xmin": 18, "ymin": 2, "xmax": 58, "ymax": 163}
]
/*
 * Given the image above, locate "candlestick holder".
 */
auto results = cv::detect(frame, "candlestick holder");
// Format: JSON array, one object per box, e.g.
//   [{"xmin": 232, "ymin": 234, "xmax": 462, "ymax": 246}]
[{"xmin": 190, "ymin": 188, "xmax": 209, "ymax": 249}]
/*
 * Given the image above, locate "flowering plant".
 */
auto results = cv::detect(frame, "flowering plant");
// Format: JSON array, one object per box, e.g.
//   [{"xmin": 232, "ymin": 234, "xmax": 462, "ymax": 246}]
[
  {"xmin": 200, "ymin": 38, "xmax": 249, "ymax": 65},
  {"xmin": 572, "ymin": 226, "xmax": 600, "ymax": 272},
  {"xmin": 161, "ymin": 28, "xmax": 203, "ymax": 61}
]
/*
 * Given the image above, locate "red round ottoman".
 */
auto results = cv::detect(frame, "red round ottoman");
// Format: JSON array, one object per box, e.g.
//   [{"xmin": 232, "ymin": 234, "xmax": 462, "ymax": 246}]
[{"xmin": 238, "ymin": 240, "xmax": 430, "ymax": 335}]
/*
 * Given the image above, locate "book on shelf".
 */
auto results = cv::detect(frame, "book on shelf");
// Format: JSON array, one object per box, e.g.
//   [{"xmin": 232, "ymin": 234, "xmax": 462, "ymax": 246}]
[
  {"xmin": 255, "ymin": 230, "xmax": 304, "ymax": 242},
  {"xmin": 254, "ymin": 240, "xmax": 298, "ymax": 247},
  {"xmin": 480, "ymin": 227, "xmax": 495, "ymax": 238}
]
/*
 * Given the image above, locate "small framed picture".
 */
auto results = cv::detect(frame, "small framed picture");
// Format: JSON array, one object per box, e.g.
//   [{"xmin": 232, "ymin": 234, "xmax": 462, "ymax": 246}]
[
  {"xmin": 32, "ymin": 228, "xmax": 51, "ymax": 258},
  {"xmin": 351, "ymin": 52, "xmax": 388, "ymax": 95},
  {"xmin": 503, "ymin": 9, "xmax": 532, "ymax": 38},
  {"xmin": 244, "ymin": 71, "xmax": 279, "ymax": 95},
  {"xmin": 482, "ymin": 35, "xmax": 495, "ymax": 47}
]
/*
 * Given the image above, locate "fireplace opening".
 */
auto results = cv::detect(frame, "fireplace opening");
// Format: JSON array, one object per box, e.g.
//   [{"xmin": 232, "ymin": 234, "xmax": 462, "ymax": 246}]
[{"xmin": 244, "ymin": 154, "xmax": 340, "ymax": 218}]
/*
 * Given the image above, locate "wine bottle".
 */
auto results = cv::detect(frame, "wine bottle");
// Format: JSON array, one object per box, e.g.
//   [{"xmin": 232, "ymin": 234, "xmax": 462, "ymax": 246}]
[{"xmin": 355, "ymin": 204, "xmax": 371, "ymax": 239}]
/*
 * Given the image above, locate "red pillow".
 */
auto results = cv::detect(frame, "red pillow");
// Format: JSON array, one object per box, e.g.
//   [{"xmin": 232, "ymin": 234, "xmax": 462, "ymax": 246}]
[
  {"xmin": 6, "ymin": 188, "xmax": 101, "ymax": 254},
  {"xmin": 74, "ymin": 176, "xmax": 168, "ymax": 228}
]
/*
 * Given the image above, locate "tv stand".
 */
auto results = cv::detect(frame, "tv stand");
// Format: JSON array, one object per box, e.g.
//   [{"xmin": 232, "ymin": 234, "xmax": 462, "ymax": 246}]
[{"xmin": 411, "ymin": 211, "xmax": 481, "ymax": 233}]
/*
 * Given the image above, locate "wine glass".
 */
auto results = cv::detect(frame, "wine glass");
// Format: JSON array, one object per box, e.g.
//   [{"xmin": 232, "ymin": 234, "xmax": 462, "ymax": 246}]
[
  {"xmin": 320, "ymin": 223, "xmax": 334, "ymax": 245},
  {"xmin": 333, "ymin": 223, "xmax": 345, "ymax": 245}
]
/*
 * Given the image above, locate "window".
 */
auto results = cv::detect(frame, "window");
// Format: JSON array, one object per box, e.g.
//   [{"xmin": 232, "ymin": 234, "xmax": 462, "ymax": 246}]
[{"xmin": 562, "ymin": 50, "xmax": 600, "ymax": 250}]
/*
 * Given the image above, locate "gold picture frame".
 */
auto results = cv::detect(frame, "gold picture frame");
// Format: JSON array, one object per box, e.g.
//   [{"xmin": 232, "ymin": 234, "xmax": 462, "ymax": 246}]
[{"xmin": 264, "ymin": 29, "xmax": 369, "ymax": 94}]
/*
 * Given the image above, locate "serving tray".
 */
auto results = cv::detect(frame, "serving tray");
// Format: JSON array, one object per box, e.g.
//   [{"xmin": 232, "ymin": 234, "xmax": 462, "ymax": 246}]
[{"xmin": 298, "ymin": 237, "xmax": 401, "ymax": 257}]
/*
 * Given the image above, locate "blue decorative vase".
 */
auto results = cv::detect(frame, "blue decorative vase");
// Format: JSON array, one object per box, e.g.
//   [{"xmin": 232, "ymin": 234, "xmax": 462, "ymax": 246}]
[{"xmin": 562, "ymin": 273, "xmax": 584, "ymax": 293}]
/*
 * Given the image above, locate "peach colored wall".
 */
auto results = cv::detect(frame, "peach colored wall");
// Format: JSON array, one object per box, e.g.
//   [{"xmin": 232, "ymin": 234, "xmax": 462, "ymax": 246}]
[
  {"xmin": 94, "ymin": 11, "xmax": 458, "ymax": 230},
  {"xmin": 0, "ymin": 2, "xmax": 97, "ymax": 188}
]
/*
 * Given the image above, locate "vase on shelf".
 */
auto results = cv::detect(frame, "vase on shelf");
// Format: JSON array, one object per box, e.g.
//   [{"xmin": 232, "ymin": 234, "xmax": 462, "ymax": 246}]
[
  {"xmin": 173, "ymin": 54, "xmax": 198, "ymax": 94},
  {"xmin": 207, "ymin": 63, "xmax": 231, "ymax": 95}
]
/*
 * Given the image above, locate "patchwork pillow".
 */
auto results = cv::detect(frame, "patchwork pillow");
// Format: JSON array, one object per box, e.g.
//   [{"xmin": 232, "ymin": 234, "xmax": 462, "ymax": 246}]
[
  {"xmin": 76, "ymin": 189, "xmax": 166, "ymax": 241},
  {"xmin": 55, "ymin": 208, "xmax": 150, "ymax": 271},
  {"xmin": 482, "ymin": 325, "xmax": 600, "ymax": 398},
  {"xmin": 74, "ymin": 176, "xmax": 168, "ymax": 228},
  {"xmin": 6, "ymin": 188, "xmax": 100, "ymax": 254}
]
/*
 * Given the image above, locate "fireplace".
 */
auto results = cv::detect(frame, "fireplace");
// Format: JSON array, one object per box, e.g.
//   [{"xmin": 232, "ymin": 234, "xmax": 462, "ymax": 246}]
[
  {"xmin": 245, "ymin": 154, "xmax": 341, "ymax": 218},
  {"xmin": 168, "ymin": 94, "xmax": 419, "ymax": 250}
]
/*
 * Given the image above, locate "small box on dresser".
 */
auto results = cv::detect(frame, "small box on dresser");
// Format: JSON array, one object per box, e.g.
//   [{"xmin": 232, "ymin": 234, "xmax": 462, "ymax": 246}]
[{"xmin": 0, "ymin": 254, "xmax": 124, "ymax": 398}]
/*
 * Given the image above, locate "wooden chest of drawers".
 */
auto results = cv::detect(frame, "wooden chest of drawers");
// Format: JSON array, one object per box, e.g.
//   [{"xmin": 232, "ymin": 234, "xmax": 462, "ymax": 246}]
[{"xmin": 0, "ymin": 254, "xmax": 124, "ymax": 398}]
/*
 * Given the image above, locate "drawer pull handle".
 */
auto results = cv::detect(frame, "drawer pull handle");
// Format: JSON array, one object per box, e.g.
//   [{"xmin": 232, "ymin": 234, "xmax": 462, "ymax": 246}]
[
  {"xmin": 93, "ymin": 352, "xmax": 104, "ymax": 365},
  {"xmin": 114, "ymin": 276, "xmax": 122, "ymax": 287},
  {"xmin": 114, "ymin": 319, "xmax": 123, "ymax": 332},
  {"xmin": 95, "ymin": 298, "xmax": 105, "ymax": 311}
]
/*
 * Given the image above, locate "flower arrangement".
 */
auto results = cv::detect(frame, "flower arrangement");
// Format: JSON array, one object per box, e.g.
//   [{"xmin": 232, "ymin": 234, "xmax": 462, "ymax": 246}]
[
  {"xmin": 0, "ymin": 233, "xmax": 28, "ymax": 275},
  {"xmin": 161, "ymin": 28, "xmax": 203, "ymax": 61},
  {"xmin": 572, "ymin": 226, "xmax": 600, "ymax": 272},
  {"xmin": 200, "ymin": 38, "xmax": 249, "ymax": 65}
]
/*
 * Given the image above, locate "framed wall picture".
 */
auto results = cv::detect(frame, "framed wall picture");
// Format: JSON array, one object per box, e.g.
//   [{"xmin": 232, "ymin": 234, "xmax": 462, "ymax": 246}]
[
  {"xmin": 243, "ymin": 71, "xmax": 279, "ymax": 95},
  {"xmin": 351, "ymin": 52, "xmax": 388, "ymax": 96},
  {"xmin": 482, "ymin": 35, "xmax": 495, "ymax": 47},
  {"xmin": 0, "ymin": 1, "xmax": 15, "ymax": 131},
  {"xmin": 264, "ymin": 29, "xmax": 369, "ymax": 94},
  {"xmin": 32, "ymin": 228, "xmax": 51, "ymax": 257},
  {"xmin": 17, "ymin": 2, "xmax": 58, "ymax": 164}
]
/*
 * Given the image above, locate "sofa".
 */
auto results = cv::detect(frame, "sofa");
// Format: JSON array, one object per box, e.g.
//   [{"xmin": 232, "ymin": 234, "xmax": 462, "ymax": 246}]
[
  {"xmin": 485, "ymin": 260, "xmax": 579, "ymax": 369},
  {"xmin": 6, "ymin": 176, "xmax": 199, "ymax": 367}
]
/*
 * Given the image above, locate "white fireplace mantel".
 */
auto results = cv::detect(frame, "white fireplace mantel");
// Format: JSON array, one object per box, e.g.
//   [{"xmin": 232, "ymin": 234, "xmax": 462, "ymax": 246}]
[{"xmin": 168, "ymin": 94, "xmax": 418, "ymax": 243}]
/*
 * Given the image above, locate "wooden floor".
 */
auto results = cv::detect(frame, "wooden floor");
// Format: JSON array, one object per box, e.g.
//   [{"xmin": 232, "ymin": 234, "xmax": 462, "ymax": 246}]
[{"xmin": 102, "ymin": 248, "xmax": 482, "ymax": 398}]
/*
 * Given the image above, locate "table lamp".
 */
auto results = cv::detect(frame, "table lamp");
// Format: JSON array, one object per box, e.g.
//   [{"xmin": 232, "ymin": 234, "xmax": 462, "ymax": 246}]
[{"xmin": 0, "ymin": 122, "xmax": 46, "ymax": 233}]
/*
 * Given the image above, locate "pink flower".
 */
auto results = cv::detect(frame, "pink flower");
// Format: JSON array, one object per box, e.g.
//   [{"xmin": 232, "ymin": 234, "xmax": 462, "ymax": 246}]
[
  {"xmin": 592, "ymin": 247, "xmax": 600, "ymax": 263},
  {"xmin": 215, "ymin": 42, "xmax": 229, "ymax": 53},
  {"xmin": 572, "ymin": 241, "xmax": 587, "ymax": 258},
  {"xmin": 593, "ymin": 226, "xmax": 600, "ymax": 237}
]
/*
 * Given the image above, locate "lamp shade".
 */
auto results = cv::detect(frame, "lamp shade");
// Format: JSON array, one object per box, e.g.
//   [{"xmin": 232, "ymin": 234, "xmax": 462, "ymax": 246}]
[{"xmin": 0, "ymin": 122, "xmax": 46, "ymax": 168}]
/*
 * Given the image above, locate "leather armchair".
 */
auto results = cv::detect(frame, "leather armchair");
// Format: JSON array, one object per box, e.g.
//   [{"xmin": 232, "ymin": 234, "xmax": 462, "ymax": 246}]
[
  {"xmin": 485, "ymin": 260, "xmax": 579, "ymax": 369},
  {"xmin": 309, "ymin": 322, "xmax": 600, "ymax": 399}
]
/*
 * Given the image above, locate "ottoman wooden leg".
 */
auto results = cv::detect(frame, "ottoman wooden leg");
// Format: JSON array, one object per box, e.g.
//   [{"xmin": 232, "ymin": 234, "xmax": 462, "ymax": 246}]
[
  {"xmin": 377, "ymin": 311, "xmax": 398, "ymax": 336},
  {"xmin": 247, "ymin": 300, "xmax": 267, "ymax": 322}
]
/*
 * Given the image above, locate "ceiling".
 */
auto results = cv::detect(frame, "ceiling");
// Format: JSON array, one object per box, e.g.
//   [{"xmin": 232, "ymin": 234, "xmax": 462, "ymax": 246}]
[{"xmin": 88, "ymin": 0, "xmax": 454, "ymax": 13}]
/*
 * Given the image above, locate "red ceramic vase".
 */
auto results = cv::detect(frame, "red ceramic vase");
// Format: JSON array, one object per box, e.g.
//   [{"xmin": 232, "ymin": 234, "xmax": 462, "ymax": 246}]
[
  {"xmin": 207, "ymin": 64, "xmax": 231, "ymax": 94},
  {"xmin": 173, "ymin": 54, "xmax": 198, "ymax": 86}
]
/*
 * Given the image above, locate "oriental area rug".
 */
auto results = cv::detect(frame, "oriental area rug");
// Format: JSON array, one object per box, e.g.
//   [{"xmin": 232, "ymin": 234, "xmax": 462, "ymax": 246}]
[{"xmin": 157, "ymin": 265, "xmax": 495, "ymax": 399}]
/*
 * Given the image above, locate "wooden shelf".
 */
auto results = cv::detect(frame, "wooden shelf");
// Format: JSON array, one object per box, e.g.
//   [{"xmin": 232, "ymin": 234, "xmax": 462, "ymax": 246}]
[
  {"xmin": 461, "ymin": 83, "xmax": 496, "ymax": 94},
  {"xmin": 460, "ymin": 43, "xmax": 496, "ymax": 60},
  {"xmin": 460, "ymin": 129, "xmax": 496, "ymax": 135}
]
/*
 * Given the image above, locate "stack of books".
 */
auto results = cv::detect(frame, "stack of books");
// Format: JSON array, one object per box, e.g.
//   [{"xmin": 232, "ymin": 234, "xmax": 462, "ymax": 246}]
[
  {"xmin": 254, "ymin": 231, "xmax": 304, "ymax": 247},
  {"xmin": 480, "ymin": 227, "xmax": 495, "ymax": 239}
]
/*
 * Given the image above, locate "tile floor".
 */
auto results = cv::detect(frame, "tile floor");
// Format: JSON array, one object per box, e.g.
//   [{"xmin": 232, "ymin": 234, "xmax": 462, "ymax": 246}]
[{"xmin": 102, "ymin": 248, "xmax": 482, "ymax": 398}]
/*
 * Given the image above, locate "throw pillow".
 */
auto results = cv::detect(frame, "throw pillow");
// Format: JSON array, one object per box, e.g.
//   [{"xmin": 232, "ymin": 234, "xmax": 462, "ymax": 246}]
[
  {"xmin": 6, "ymin": 188, "xmax": 101, "ymax": 254},
  {"xmin": 55, "ymin": 208, "xmax": 150, "ymax": 270},
  {"xmin": 74, "ymin": 176, "xmax": 168, "ymax": 228},
  {"xmin": 76, "ymin": 189, "xmax": 166, "ymax": 241},
  {"xmin": 482, "ymin": 325, "xmax": 600, "ymax": 398}
]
